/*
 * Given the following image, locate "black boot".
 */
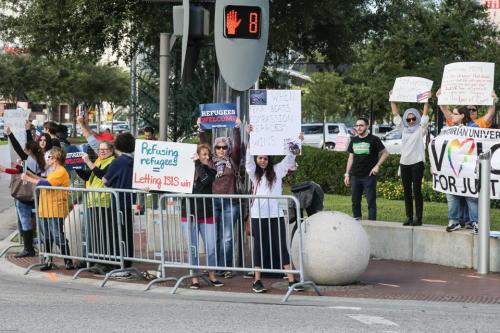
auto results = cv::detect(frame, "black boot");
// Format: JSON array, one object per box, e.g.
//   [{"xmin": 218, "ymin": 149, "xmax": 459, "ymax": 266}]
[
  {"xmin": 412, "ymin": 218, "xmax": 423, "ymax": 226},
  {"xmin": 403, "ymin": 217, "xmax": 413, "ymax": 226},
  {"xmin": 15, "ymin": 230, "xmax": 36, "ymax": 258},
  {"xmin": 60, "ymin": 243, "xmax": 74, "ymax": 270}
]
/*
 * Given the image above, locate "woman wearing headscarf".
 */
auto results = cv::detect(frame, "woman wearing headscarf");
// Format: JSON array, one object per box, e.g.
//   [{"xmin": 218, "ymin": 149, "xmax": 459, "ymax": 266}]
[
  {"xmin": 198, "ymin": 118, "xmax": 241, "ymax": 278},
  {"xmin": 390, "ymin": 92, "xmax": 430, "ymax": 226}
]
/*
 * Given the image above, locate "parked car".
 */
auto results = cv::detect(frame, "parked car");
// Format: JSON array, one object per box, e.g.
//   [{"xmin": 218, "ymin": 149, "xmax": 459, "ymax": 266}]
[
  {"xmin": 301, "ymin": 122, "xmax": 350, "ymax": 150},
  {"xmin": 370, "ymin": 124, "xmax": 394, "ymax": 138},
  {"xmin": 0, "ymin": 120, "xmax": 4, "ymax": 140},
  {"xmin": 113, "ymin": 123, "xmax": 130, "ymax": 133},
  {"xmin": 382, "ymin": 128, "xmax": 433, "ymax": 154}
]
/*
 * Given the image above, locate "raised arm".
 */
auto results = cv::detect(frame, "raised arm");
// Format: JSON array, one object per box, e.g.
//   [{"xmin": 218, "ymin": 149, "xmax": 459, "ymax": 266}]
[
  {"xmin": 482, "ymin": 90, "xmax": 498, "ymax": 126},
  {"xmin": 6, "ymin": 127, "xmax": 28, "ymax": 161},
  {"xmin": 231, "ymin": 119, "xmax": 242, "ymax": 166},
  {"xmin": 436, "ymin": 88, "xmax": 452, "ymax": 121}
]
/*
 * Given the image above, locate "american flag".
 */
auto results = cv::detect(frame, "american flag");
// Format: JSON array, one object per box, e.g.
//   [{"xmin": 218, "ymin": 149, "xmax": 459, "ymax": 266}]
[{"xmin": 416, "ymin": 91, "xmax": 432, "ymax": 103}]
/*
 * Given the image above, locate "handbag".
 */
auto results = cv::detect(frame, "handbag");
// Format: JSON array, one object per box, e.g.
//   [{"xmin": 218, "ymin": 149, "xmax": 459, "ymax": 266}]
[{"xmin": 10, "ymin": 173, "xmax": 35, "ymax": 202}]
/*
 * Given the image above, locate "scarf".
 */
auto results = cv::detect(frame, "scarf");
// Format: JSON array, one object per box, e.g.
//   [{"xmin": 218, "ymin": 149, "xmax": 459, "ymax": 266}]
[
  {"xmin": 213, "ymin": 137, "xmax": 232, "ymax": 178},
  {"xmin": 402, "ymin": 108, "xmax": 422, "ymax": 134}
]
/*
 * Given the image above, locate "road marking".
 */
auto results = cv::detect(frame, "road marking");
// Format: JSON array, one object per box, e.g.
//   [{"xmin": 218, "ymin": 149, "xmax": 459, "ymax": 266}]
[
  {"xmin": 378, "ymin": 283, "xmax": 400, "ymax": 288},
  {"xmin": 465, "ymin": 275, "xmax": 483, "ymax": 279},
  {"xmin": 421, "ymin": 279, "xmax": 447, "ymax": 283},
  {"xmin": 348, "ymin": 314, "xmax": 399, "ymax": 327},
  {"xmin": 328, "ymin": 306, "xmax": 362, "ymax": 311}
]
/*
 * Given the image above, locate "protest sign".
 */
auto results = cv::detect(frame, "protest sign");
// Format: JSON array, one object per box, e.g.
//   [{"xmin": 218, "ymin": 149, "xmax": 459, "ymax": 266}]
[
  {"xmin": 334, "ymin": 135, "xmax": 351, "ymax": 152},
  {"xmin": 389, "ymin": 77, "xmax": 433, "ymax": 103},
  {"xmin": 65, "ymin": 152, "xmax": 86, "ymax": 170},
  {"xmin": 132, "ymin": 139, "xmax": 197, "ymax": 193},
  {"xmin": 4, "ymin": 108, "xmax": 31, "ymax": 165},
  {"xmin": 199, "ymin": 103, "xmax": 237, "ymax": 130},
  {"xmin": 438, "ymin": 62, "xmax": 495, "ymax": 106},
  {"xmin": 249, "ymin": 89, "xmax": 301, "ymax": 155},
  {"xmin": 429, "ymin": 126, "xmax": 500, "ymax": 199}
]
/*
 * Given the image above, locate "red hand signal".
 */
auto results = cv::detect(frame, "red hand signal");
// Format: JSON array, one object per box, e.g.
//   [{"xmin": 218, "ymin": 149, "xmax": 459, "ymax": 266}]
[{"xmin": 226, "ymin": 10, "xmax": 242, "ymax": 35}]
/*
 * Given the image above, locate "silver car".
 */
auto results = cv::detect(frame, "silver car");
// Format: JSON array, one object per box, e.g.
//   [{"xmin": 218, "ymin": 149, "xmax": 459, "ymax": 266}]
[{"xmin": 301, "ymin": 123, "xmax": 349, "ymax": 150}]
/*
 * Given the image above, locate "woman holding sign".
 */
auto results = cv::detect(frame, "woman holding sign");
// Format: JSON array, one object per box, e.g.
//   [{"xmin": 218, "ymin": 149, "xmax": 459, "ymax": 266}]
[
  {"xmin": 389, "ymin": 93, "xmax": 430, "ymax": 226},
  {"xmin": 198, "ymin": 118, "xmax": 242, "ymax": 279},
  {"xmin": 245, "ymin": 124, "xmax": 304, "ymax": 293}
]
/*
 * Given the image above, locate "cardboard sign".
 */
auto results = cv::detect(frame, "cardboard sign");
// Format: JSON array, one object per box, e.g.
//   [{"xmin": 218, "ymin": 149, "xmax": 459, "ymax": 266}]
[
  {"xmin": 429, "ymin": 126, "xmax": 500, "ymax": 198},
  {"xmin": 249, "ymin": 89, "xmax": 302, "ymax": 155},
  {"xmin": 438, "ymin": 62, "xmax": 495, "ymax": 106},
  {"xmin": 199, "ymin": 103, "xmax": 237, "ymax": 129},
  {"xmin": 4, "ymin": 108, "xmax": 31, "ymax": 165},
  {"xmin": 334, "ymin": 134, "xmax": 351, "ymax": 152},
  {"xmin": 389, "ymin": 77, "xmax": 433, "ymax": 103},
  {"xmin": 132, "ymin": 139, "xmax": 197, "ymax": 193}
]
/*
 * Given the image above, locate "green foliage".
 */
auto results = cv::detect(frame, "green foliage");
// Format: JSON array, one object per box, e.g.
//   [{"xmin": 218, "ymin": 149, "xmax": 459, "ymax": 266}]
[
  {"xmin": 377, "ymin": 180, "xmax": 447, "ymax": 203},
  {"xmin": 302, "ymin": 72, "xmax": 344, "ymax": 122}
]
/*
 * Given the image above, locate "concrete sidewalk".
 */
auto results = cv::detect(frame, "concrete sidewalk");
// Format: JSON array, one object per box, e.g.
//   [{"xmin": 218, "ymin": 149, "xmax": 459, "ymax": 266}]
[{"xmin": 5, "ymin": 254, "xmax": 500, "ymax": 304}]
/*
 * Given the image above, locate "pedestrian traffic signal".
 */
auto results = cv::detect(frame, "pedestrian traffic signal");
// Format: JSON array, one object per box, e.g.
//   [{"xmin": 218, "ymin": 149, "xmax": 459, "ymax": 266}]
[{"xmin": 224, "ymin": 6, "xmax": 261, "ymax": 39}]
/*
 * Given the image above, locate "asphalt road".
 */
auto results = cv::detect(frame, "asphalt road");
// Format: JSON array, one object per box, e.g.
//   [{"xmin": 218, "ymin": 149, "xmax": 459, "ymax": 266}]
[{"xmin": 0, "ymin": 261, "xmax": 499, "ymax": 333}]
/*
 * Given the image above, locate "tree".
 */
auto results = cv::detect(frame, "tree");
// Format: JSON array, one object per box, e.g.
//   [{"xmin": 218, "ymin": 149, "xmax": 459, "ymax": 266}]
[{"xmin": 302, "ymin": 72, "xmax": 345, "ymax": 122}]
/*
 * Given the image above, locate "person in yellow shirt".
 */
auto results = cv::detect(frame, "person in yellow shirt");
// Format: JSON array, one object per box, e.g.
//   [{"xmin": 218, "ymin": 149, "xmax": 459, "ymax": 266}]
[{"xmin": 22, "ymin": 147, "xmax": 73, "ymax": 270}]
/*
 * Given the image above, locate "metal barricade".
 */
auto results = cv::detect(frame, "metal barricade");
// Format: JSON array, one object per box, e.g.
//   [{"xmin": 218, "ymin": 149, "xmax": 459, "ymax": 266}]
[
  {"xmin": 25, "ymin": 186, "xmax": 129, "ymax": 281},
  {"xmin": 156, "ymin": 193, "xmax": 321, "ymax": 302}
]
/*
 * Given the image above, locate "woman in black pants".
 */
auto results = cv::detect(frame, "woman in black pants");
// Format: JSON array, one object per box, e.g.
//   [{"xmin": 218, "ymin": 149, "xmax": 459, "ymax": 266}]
[{"xmin": 389, "ymin": 92, "xmax": 430, "ymax": 226}]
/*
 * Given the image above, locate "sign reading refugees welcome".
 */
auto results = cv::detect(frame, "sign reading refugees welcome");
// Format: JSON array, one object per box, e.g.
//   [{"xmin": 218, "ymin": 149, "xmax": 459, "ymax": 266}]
[
  {"xmin": 199, "ymin": 103, "xmax": 237, "ymax": 129},
  {"xmin": 429, "ymin": 127, "xmax": 500, "ymax": 199},
  {"xmin": 132, "ymin": 139, "xmax": 197, "ymax": 193}
]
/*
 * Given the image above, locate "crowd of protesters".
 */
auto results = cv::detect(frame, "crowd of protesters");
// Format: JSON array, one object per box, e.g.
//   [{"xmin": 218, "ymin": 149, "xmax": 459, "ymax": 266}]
[{"xmin": 2, "ymin": 83, "xmax": 497, "ymax": 293}]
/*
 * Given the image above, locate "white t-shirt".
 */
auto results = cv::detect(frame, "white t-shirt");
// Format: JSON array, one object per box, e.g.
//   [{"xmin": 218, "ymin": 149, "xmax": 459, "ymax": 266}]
[
  {"xmin": 394, "ymin": 115, "xmax": 429, "ymax": 165},
  {"xmin": 246, "ymin": 151, "xmax": 296, "ymax": 218}
]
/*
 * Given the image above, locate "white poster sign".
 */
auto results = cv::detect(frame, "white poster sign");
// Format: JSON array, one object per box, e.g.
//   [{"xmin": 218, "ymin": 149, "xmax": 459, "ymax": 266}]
[
  {"xmin": 248, "ymin": 89, "xmax": 301, "ymax": 155},
  {"xmin": 438, "ymin": 62, "xmax": 495, "ymax": 106},
  {"xmin": 389, "ymin": 76, "xmax": 433, "ymax": 103},
  {"xmin": 132, "ymin": 140, "xmax": 197, "ymax": 193},
  {"xmin": 4, "ymin": 108, "xmax": 31, "ymax": 164},
  {"xmin": 429, "ymin": 126, "xmax": 500, "ymax": 199}
]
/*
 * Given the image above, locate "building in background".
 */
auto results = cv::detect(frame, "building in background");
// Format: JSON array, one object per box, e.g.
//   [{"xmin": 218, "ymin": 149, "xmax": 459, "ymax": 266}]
[{"xmin": 481, "ymin": 1, "xmax": 500, "ymax": 27}]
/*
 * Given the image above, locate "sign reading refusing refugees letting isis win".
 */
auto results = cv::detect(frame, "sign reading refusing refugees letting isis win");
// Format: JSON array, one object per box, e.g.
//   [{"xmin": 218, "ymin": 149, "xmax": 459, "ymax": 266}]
[
  {"xmin": 132, "ymin": 140, "xmax": 197, "ymax": 193},
  {"xmin": 429, "ymin": 127, "xmax": 500, "ymax": 199}
]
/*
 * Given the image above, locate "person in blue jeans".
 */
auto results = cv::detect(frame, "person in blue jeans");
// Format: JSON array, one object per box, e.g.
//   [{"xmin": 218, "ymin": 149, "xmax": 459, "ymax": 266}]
[
  {"xmin": 446, "ymin": 194, "xmax": 478, "ymax": 233},
  {"xmin": 198, "ymin": 118, "xmax": 242, "ymax": 278},
  {"xmin": 344, "ymin": 117, "xmax": 389, "ymax": 220}
]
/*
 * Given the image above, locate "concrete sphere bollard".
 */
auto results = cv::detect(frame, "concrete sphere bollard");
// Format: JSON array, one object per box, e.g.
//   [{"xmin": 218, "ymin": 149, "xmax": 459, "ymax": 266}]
[{"xmin": 291, "ymin": 211, "xmax": 370, "ymax": 285}]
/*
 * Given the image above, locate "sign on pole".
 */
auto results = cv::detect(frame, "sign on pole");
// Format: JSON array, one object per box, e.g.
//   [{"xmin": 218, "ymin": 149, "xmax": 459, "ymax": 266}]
[
  {"xmin": 215, "ymin": 0, "xmax": 269, "ymax": 91},
  {"xmin": 132, "ymin": 139, "xmax": 197, "ymax": 193},
  {"xmin": 438, "ymin": 62, "xmax": 495, "ymax": 106},
  {"xmin": 248, "ymin": 89, "xmax": 301, "ymax": 155},
  {"xmin": 389, "ymin": 77, "xmax": 433, "ymax": 103}
]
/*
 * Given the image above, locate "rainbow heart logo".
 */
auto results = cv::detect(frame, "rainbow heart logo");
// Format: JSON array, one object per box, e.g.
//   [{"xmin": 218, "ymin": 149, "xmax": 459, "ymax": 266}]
[{"xmin": 447, "ymin": 138, "xmax": 476, "ymax": 177}]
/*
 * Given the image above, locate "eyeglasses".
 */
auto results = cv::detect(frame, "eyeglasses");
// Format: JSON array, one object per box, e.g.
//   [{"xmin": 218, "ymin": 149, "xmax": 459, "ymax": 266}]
[
  {"xmin": 468, "ymin": 108, "xmax": 477, "ymax": 112},
  {"xmin": 215, "ymin": 146, "xmax": 228, "ymax": 150},
  {"xmin": 406, "ymin": 117, "xmax": 417, "ymax": 122},
  {"xmin": 98, "ymin": 148, "xmax": 110, "ymax": 152}
]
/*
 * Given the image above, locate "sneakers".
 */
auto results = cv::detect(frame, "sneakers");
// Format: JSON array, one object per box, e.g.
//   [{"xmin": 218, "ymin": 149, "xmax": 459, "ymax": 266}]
[
  {"xmin": 465, "ymin": 223, "xmax": 474, "ymax": 230},
  {"xmin": 209, "ymin": 280, "xmax": 224, "ymax": 287},
  {"xmin": 289, "ymin": 280, "xmax": 305, "ymax": 292},
  {"xmin": 446, "ymin": 223, "xmax": 462, "ymax": 232},
  {"xmin": 14, "ymin": 249, "xmax": 36, "ymax": 258},
  {"xmin": 412, "ymin": 219, "xmax": 422, "ymax": 226},
  {"xmin": 190, "ymin": 283, "xmax": 200, "ymax": 289},
  {"xmin": 223, "ymin": 271, "xmax": 233, "ymax": 279},
  {"xmin": 112, "ymin": 271, "xmax": 133, "ymax": 279},
  {"xmin": 472, "ymin": 223, "xmax": 479, "ymax": 234},
  {"xmin": 64, "ymin": 259, "xmax": 75, "ymax": 270},
  {"xmin": 243, "ymin": 271, "xmax": 254, "ymax": 279},
  {"xmin": 252, "ymin": 280, "xmax": 267, "ymax": 293}
]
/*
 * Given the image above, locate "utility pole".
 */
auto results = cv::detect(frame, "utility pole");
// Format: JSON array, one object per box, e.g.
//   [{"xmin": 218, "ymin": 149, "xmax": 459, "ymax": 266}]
[{"xmin": 159, "ymin": 33, "xmax": 171, "ymax": 141}]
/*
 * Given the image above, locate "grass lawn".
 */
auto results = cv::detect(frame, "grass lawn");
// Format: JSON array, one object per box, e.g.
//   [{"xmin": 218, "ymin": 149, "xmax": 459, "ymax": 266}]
[{"xmin": 322, "ymin": 194, "xmax": 500, "ymax": 231}]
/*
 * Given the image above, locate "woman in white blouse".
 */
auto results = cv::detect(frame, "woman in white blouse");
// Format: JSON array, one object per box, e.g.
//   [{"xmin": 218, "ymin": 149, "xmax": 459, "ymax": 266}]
[
  {"xmin": 390, "ymin": 91, "xmax": 430, "ymax": 226},
  {"xmin": 245, "ymin": 124, "xmax": 304, "ymax": 293}
]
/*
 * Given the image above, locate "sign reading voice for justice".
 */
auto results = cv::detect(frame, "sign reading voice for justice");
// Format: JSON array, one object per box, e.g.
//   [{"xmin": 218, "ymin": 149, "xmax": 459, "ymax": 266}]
[
  {"xmin": 429, "ymin": 126, "xmax": 500, "ymax": 199},
  {"xmin": 389, "ymin": 77, "xmax": 433, "ymax": 103},
  {"xmin": 132, "ymin": 140, "xmax": 197, "ymax": 193},
  {"xmin": 438, "ymin": 62, "xmax": 495, "ymax": 106},
  {"xmin": 249, "ymin": 89, "xmax": 301, "ymax": 156},
  {"xmin": 199, "ymin": 103, "xmax": 237, "ymax": 130}
]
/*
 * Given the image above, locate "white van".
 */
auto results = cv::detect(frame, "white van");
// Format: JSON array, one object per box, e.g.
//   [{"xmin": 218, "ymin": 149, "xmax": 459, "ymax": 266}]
[{"xmin": 301, "ymin": 123, "xmax": 349, "ymax": 150}]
